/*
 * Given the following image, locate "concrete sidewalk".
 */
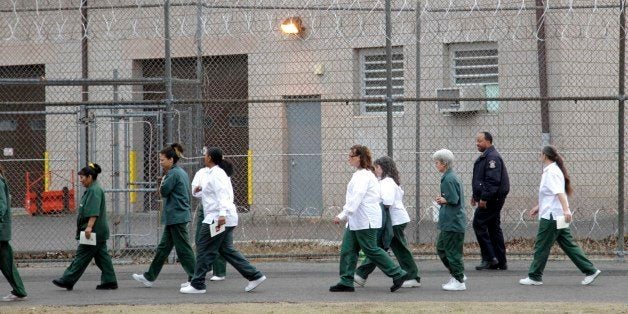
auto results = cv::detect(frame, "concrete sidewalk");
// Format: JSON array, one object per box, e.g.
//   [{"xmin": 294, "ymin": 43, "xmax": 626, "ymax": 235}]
[{"xmin": 0, "ymin": 259, "xmax": 626, "ymax": 307}]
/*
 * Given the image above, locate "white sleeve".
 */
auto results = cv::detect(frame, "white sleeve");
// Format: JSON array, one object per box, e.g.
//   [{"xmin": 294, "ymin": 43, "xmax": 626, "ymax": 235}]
[
  {"xmin": 337, "ymin": 172, "xmax": 369, "ymax": 220},
  {"xmin": 213, "ymin": 172, "xmax": 233, "ymax": 217},
  {"xmin": 380, "ymin": 178, "xmax": 395, "ymax": 206},
  {"xmin": 190, "ymin": 170, "xmax": 203, "ymax": 199},
  {"xmin": 546, "ymin": 171, "xmax": 565, "ymax": 195}
]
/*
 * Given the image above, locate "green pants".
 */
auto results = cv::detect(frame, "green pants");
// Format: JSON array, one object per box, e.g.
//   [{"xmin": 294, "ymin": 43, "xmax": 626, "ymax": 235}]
[
  {"xmin": 356, "ymin": 223, "xmax": 420, "ymax": 281},
  {"xmin": 144, "ymin": 223, "xmax": 196, "ymax": 282},
  {"xmin": 195, "ymin": 210, "xmax": 226, "ymax": 277},
  {"xmin": 190, "ymin": 225, "xmax": 263, "ymax": 290},
  {"xmin": 528, "ymin": 218, "xmax": 598, "ymax": 281},
  {"xmin": 337, "ymin": 227, "xmax": 406, "ymax": 287},
  {"xmin": 436, "ymin": 231, "xmax": 465, "ymax": 283},
  {"xmin": 61, "ymin": 242, "xmax": 117, "ymax": 286},
  {"xmin": 0, "ymin": 241, "xmax": 27, "ymax": 297}
]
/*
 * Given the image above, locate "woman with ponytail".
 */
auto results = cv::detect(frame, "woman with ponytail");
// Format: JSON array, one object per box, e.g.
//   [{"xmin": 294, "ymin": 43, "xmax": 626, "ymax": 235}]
[
  {"xmin": 519, "ymin": 146, "xmax": 601, "ymax": 286},
  {"xmin": 52, "ymin": 163, "xmax": 118, "ymax": 291},
  {"xmin": 180, "ymin": 147, "xmax": 265, "ymax": 294},
  {"xmin": 133, "ymin": 143, "xmax": 196, "ymax": 288}
]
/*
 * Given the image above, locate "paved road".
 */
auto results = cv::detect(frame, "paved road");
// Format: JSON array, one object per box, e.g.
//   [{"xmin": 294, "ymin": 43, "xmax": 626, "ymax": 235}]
[{"xmin": 0, "ymin": 259, "xmax": 625, "ymax": 307}]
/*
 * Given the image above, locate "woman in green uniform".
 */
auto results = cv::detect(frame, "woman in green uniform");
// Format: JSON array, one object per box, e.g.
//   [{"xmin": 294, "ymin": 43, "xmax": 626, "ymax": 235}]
[
  {"xmin": 132, "ymin": 143, "xmax": 196, "ymax": 287},
  {"xmin": 433, "ymin": 149, "xmax": 467, "ymax": 291},
  {"xmin": 52, "ymin": 163, "xmax": 118, "ymax": 290},
  {"xmin": 0, "ymin": 164, "xmax": 27, "ymax": 301}
]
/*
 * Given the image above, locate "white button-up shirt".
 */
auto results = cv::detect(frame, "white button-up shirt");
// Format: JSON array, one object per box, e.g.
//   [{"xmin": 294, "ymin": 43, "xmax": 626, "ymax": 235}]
[
  {"xmin": 337, "ymin": 169, "xmax": 381, "ymax": 230},
  {"xmin": 538, "ymin": 162, "xmax": 569, "ymax": 220},
  {"xmin": 197, "ymin": 165, "xmax": 238, "ymax": 227},
  {"xmin": 380, "ymin": 177, "xmax": 411, "ymax": 226}
]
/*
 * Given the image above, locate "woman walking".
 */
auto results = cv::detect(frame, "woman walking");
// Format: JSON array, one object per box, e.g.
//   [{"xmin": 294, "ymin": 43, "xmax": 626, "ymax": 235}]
[
  {"xmin": 354, "ymin": 156, "xmax": 420, "ymax": 288},
  {"xmin": 52, "ymin": 163, "xmax": 118, "ymax": 291},
  {"xmin": 433, "ymin": 149, "xmax": 467, "ymax": 291},
  {"xmin": 330, "ymin": 145, "xmax": 408, "ymax": 293},
  {"xmin": 133, "ymin": 143, "xmax": 196, "ymax": 287},
  {"xmin": 180, "ymin": 147, "xmax": 265, "ymax": 294},
  {"xmin": 187, "ymin": 157, "xmax": 228, "ymax": 284},
  {"xmin": 0, "ymin": 164, "xmax": 27, "ymax": 301},
  {"xmin": 519, "ymin": 145, "xmax": 601, "ymax": 286}
]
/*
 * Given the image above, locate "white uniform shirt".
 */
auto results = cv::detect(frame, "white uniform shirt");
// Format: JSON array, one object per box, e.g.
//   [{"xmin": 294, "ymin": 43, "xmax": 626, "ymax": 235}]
[
  {"xmin": 337, "ymin": 169, "xmax": 382, "ymax": 230},
  {"xmin": 199, "ymin": 165, "xmax": 238, "ymax": 227},
  {"xmin": 191, "ymin": 167, "xmax": 210, "ymax": 199},
  {"xmin": 380, "ymin": 177, "xmax": 411, "ymax": 226},
  {"xmin": 538, "ymin": 162, "xmax": 569, "ymax": 220}
]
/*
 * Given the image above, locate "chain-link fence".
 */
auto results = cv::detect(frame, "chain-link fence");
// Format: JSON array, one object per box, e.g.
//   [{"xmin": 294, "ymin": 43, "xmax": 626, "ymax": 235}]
[{"xmin": 0, "ymin": 1, "xmax": 626, "ymax": 263}]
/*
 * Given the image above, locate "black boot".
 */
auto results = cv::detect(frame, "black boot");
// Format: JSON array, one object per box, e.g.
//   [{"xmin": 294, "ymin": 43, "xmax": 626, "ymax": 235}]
[
  {"xmin": 475, "ymin": 258, "xmax": 499, "ymax": 270},
  {"xmin": 96, "ymin": 282, "xmax": 118, "ymax": 290},
  {"xmin": 52, "ymin": 279, "xmax": 74, "ymax": 291},
  {"xmin": 329, "ymin": 284, "xmax": 355, "ymax": 292},
  {"xmin": 390, "ymin": 273, "xmax": 409, "ymax": 292}
]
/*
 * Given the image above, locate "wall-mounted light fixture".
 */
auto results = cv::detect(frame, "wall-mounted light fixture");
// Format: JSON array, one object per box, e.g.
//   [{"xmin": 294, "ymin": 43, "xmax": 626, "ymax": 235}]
[{"xmin": 280, "ymin": 17, "xmax": 305, "ymax": 36}]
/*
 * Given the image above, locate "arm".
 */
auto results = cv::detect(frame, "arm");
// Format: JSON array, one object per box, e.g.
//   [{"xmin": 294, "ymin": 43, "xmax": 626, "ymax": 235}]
[
  {"xmin": 191, "ymin": 171, "xmax": 203, "ymax": 198},
  {"xmin": 0, "ymin": 184, "xmax": 7, "ymax": 222},
  {"xmin": 529, "ymin": 204, "xmax": 539, "ymax": 218},
  {"xmin": 84, "ymin": 216, "xmax": 97, "ymax": 239},
  {"xmin": 480, "ymin": 157, "xmax": 504, "ymax": 206},
  {"xmin": 212, "ymin": 174, "xmax": 233, "ymax": 226},
  {"xmin": 335, "ymin": 173, "xmax": 370, "ymax": 222},
  {"xmin": 160, "ymin": 171, "xmax": 177, "ymax": 197},
  {"xmin": 557, "ymin": 193, "xmax": 572, "ymax": 223},
  {"xmin": 436, "ymin": 178, "xmax": 460, "ymax": 206}
]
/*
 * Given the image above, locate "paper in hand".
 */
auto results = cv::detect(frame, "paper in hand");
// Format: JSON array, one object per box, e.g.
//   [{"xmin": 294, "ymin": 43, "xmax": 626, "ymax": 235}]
[
  {"xmin": 556, "ymin": 216, "xmax": 570, "ymax": 229},
  {"xmin": 209, "ymin": 220, "xmax": 226, "ymax": 237},
  {"xmin": 79, "ymin": 231, "xmax": 97, "ymax": 245}
]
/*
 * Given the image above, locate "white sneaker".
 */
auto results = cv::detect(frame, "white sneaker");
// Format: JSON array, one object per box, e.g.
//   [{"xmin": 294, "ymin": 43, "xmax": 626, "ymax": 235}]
[
  {"xmin": 401, "ymin": 279, "xmax": 421, "ymax": 288},
  {"xmin": 210, "ymin": 276, "xmax": 226, "ymax": 281},
  {"xmin": 519, "ymin": 277, "xmax": 543, "ymax": 286},
  {"xmin": 446, "ymin": 274, "xmax": 467, "ymax": 284},
  {"xmin": 2, "ymin": 293, "xmax": 26, "ymax": 302},
  {"xmin": 354, "ymin": 274, "xmax": 366, "ymax": 287},
  {"xmin": 442, "ymin": 278, "xmax": 466, "ymax": 291},
  {"xmin": 180, "ymin": 281, "xmax": 191, "ymax": 288},
  {"xmin": 244, "ymin": 275, "xmax": 266, "ymax": 292},
  {"xmin": 581, "ymin": 270, "xmax": 601, "ymax": 285},
  {"xmin": 180, "ymin": 285, "xmax": 206, "ymax": 294},
  {"xmin": 132, "ymin": 274, "xmax": 153, "ymax": 287}
]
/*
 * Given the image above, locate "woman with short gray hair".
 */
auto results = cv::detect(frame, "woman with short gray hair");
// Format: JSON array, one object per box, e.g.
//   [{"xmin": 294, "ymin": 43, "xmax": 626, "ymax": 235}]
[{"xmin": 432, "ymin": 149, "xmax": 467, "ymax": 291}]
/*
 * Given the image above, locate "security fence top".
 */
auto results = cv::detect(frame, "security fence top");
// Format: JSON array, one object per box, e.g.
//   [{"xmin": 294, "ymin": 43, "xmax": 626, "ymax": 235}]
[
  {"xmin": 0, "ymin": 78, "xmax": 199, "ymax": 86},
  {"xmin": 0, "ymin": 101, "xmax": 167, "ymax": 107},
  {"xmin": 172, "ymin": 96, "xmax": 622, "ymax": 105}
]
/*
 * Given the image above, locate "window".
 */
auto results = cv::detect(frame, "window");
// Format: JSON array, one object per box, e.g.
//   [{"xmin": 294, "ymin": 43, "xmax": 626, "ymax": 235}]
[
  {"xmin": 29, "ymin": 120, "xmax": 46, "ymax": 131},
  {"xmin": 0, "ymin": 120, "xmax": 17, "ymax": 132},
  {"xmin": 359, "ymin": 47, "xmax": 404, "ymax": 114},
  {"xmin": 450, "ymin": 42, "xmax": 498, "ymax": 85}
]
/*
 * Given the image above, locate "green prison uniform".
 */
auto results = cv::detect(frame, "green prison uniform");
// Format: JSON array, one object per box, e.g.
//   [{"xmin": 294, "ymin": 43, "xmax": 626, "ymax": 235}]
[
  {"xmin": 337, "ymin": 227, "xmax": 406, "ymax": 287},
  {"xmin": 355, "ymin": 210, "xmax": 420, "ymax": 281},
  {"xmin": 144, "ymin": 165, "xmax": 195, "ymax": 282},
  {"xmin": 59, "ymin": 181, "xmax": 117, "ymax": 286},
  {"xmin": 0, "ymin": 175, "xmax": 27, "ymax": 298},
  {"xmin": 436, "ymin": 169, "xmax": 466, "ymax": 283},
  {"xmin": 195, "ymin": 206, "xmax": 226, "ymax": 277},
  {"xmin": 527, "ymin": 216, "xmax": 598, "ymax": 281}
]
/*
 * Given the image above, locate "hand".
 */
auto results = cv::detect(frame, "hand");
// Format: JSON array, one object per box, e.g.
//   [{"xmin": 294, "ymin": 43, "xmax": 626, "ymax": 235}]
[
  {"xmin": 217, "ymin": 216, "xmax": 226, "ymax": 227},
  {"xmin": 563, "ymin": 211, "xmax": 572, "ymax": 223},
  {"xmin": 529, "ymin": 205, "xmax": 539, "ymax": 218},
  {"xmin": 435, "ymin": 196, "xmax": 447, "ymax": 205},
  {"xmin": 333, "ymin": 216, "xmax": 341, "ymax": 225},
  {"xmin": 470, "ymin": 198, "xmax": 477, "ymax": 207},
  {"xmin": 478, "ymin": 200, "xmax": 487, "ymax": 209},
  {"xmin": 193, "ymin": 186, "xmax": 202, "ymax": 194},
  {"xmin": 85, "ymin": 227, "xmax": 92, "ymax": 239}
]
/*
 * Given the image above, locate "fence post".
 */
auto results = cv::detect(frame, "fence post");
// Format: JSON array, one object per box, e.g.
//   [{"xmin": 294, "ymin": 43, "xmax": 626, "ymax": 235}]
[
  {"xmin": 164, "ymin": 0, "xmax": 174, "ymax": 145},
  {"xmin": 414, "ymin": 0, "xmax": 422, "ymax": 243},
  {"xmin": 385, "ymin": 0, "xmax": 393, "ymax": 158},
  {"xmin": 618, "ymin": 0, "xmax": 626, "ymax": 261},
  {"xmin": 112, "ymin": 69, "xmax": 120, "ymax": 253}
]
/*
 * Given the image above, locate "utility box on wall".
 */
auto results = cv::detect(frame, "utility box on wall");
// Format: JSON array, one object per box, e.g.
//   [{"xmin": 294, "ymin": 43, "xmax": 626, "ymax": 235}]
[{"xmin": 436, "ymin": 85, "xmax": 488, "ymax": 114}]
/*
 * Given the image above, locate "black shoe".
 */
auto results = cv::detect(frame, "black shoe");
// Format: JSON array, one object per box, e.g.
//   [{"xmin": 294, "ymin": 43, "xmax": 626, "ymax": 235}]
[
  {"xmin": 329, "ymin": 284, "xmax": 355, "ymax": 292},
  {"xmin": 96, "ymin": 282, "xmax": 118, "ymax": 290},
  {"xmin": 390, "ymin": 274, "xmax": 409, "ymax": 292},
  {"xmin": 475, "ymin": 258, "xmax": 499, "ymax": 270},
  {"xmin": 52, "ymin": 279, "xmax": 74, "ymax": 291},
  {"xmin": 490, "ymin": 263, "xmax": 508, "ymax": 270}
]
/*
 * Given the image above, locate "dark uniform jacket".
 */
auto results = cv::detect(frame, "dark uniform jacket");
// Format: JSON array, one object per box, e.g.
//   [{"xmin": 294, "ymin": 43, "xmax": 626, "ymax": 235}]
[
  {"xmin": 160, "ymin": 165, "xmax": 191, "ymax": 225},
  {"xmin": 0, "ymin": 175, "xmax": 11, "ymax": 241},
  {"xmin": 472, "ymin": 146, "xmax": 510, "ymax": 202}
]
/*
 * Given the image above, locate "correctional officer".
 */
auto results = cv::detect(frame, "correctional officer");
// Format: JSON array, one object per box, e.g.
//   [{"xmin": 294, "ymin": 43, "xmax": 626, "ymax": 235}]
[
  {"xmin": 52, "ymin": 163, "xmax": 118, "ymax": 290},
  {"xmin": 471, "ymin": 131, "xmax": 509, "ymax": 270},
  {"xmin": 0, "ymin": 164, "xmax": 28, "ymax": 301}
]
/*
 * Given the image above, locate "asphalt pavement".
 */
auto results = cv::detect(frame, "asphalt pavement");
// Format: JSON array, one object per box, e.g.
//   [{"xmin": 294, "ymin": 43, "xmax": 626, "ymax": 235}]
[{"xmin": 0, "ymin": 258, "xmax": 626, "ymax": 307}]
